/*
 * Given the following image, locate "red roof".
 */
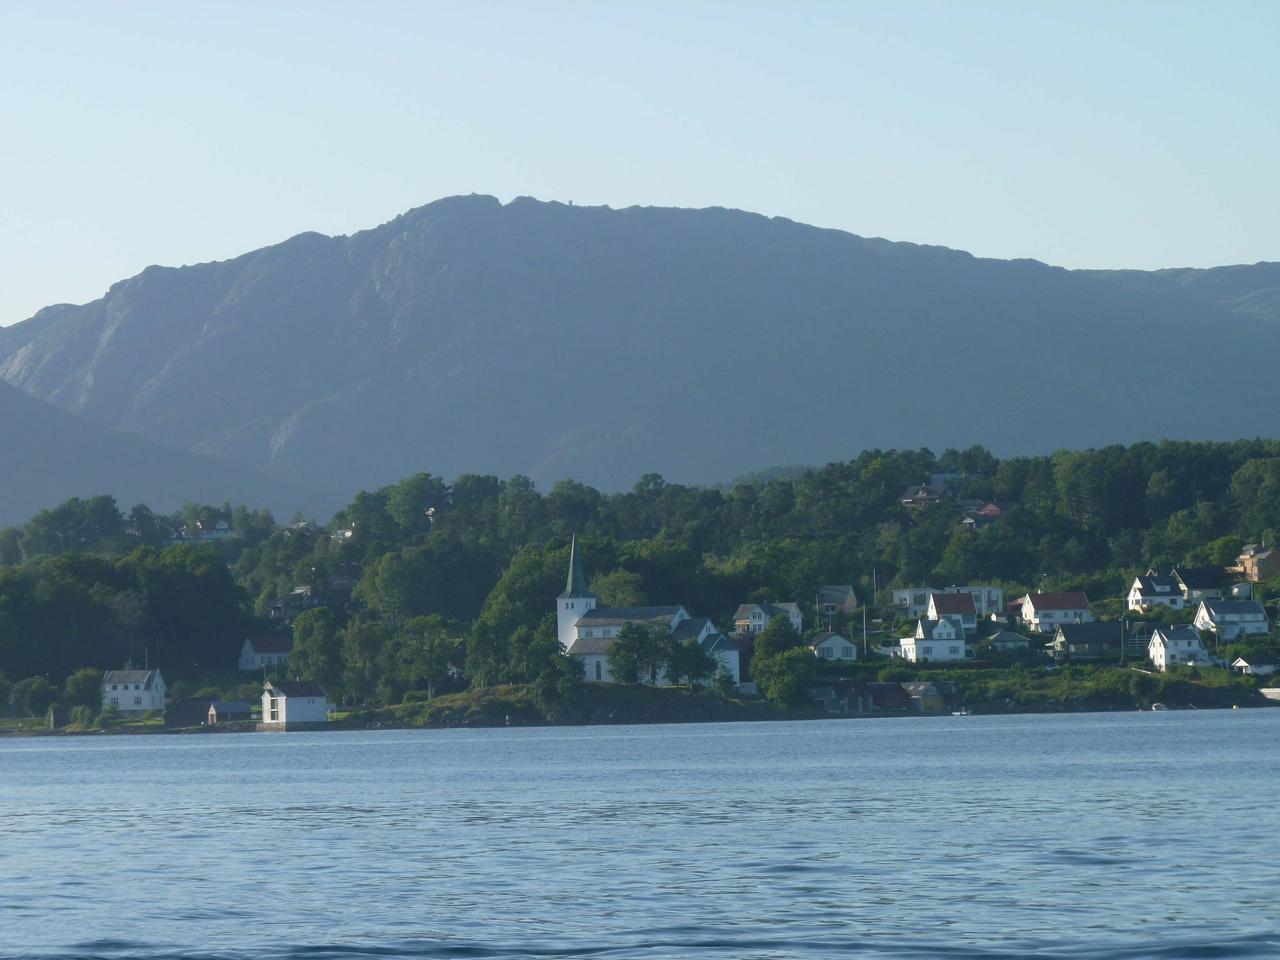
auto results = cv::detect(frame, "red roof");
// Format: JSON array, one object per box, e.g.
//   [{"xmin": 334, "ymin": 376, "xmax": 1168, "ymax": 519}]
[
  {"xmin": 930, "ymin": 593, "xmax": 977, "ymax": 615},
  {"xmin": 1026, "ymin": 592, "xmax": 1090, "ymax": 611}
]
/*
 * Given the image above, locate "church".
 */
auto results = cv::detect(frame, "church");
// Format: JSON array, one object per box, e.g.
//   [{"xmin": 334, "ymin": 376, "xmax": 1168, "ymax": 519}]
[{"xmin": 556, "ymin": 537, "xmax": 741, "ymax": 686}]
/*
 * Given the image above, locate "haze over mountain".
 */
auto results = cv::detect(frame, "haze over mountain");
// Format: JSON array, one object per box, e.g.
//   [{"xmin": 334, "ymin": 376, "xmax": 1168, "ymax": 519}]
[
  {"xmin": 2, "ymin": 194, "xmax": 1278, "ymax": 517},
  {"xmin": 0, "ymin": 381, "xmax": 313, "ymax": 527}
]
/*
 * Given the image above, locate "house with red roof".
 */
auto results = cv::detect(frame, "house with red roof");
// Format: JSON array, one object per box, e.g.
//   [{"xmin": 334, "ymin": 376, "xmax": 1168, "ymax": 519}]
[
  {"xmin": 1018, "ymin": 592, "xmax": 1092, "ymax": 633},
  {"xmin": 927, "ymin": 592, "xmax": 977, "ymax": 635},
  {"xmin": 238, "ymin": 634, "xmax": 294, "ymax": 671}
]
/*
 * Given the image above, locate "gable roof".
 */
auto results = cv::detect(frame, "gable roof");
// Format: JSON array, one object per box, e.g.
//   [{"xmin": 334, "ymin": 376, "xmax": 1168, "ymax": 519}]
[
  {"xmin": 900, "ymin": 484, "xmax": 951, "ymax": 502},
  {"xmin": 734, "ymin": 602, "xmax": 800, "ymax": 621},
  {"xmin": 580, "ymin": 605, "xmax": 682, "ymax": 627},
  {"xmin": 1150, "ymin": 625, "xmax": 1202, "ymax": 647},
  {"xmin": 566, "ymin": 637, "xmax": 614, "ymax": 656},
  {"xmin": 1054, "ymin": 621, "xmax": 1124, "ymax": 644},
  {"xmin": 1132, "ymin": 574, "xmax": 1179, "ymax": 594},
  {"xmin": 246, "ymin": 635, "xmax": 293, "ymax": 654},
  {"xmin": 1026, "ymin": 592, "xmax": 1090, "ymax": 611},
  {"xmin": 807, "ymin": 632, "xmax": 849, "ymax": 649},
  {"xmin": 671, "ymin": 617, "xmax": 714, "ymax": 643},
  {"xmin": 817, "ymin": 585, "xmax": 856, "ymax": 603},
  {"xmin": 930, "ymin": 592, "xmax": 977, "ymax": 616},
  {"xmin": 1200, "ymin": 599, "xmax": 1268, "ymax": 619},
  {"xmin": 265, "ymin": 681, "xmax": 326, "ymax": 698},
  {"xmin": 987, "ymin": 630, "xmax": 1030, "ymax": 646},
  {"xmin": 102, "ymin": 670, "xmax": 162, "ymax": 689},
  {"xmin": 1172, "ymin": 566, "xmax": 1224, "ymax": 591}
]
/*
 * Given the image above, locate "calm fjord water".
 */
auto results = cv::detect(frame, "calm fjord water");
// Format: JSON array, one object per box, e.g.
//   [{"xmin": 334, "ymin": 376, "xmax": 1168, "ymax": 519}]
[{"xmin": 2, "ymin": 711, "xmax": 1278, "ymax": 960}]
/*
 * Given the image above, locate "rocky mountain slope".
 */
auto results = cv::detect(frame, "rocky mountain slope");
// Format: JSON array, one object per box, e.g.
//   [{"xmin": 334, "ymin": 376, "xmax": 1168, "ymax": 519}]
[
  {"xmin": 2, "ymin": 195, "xmax": 1277, "ymax": 513},
  {"xmin": 0, "ymin": 380, "xmax": 312, "ymax": 526}
]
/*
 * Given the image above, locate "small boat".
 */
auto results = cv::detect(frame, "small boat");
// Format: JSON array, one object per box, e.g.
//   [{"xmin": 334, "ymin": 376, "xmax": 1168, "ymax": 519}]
[
  {"xmin": 951, "ymin": 707, "xmax": 970, "ymax": 716},
  {"xmin": 1151, "ymin": 703, "xmax": 1169, "ymax": 711}
]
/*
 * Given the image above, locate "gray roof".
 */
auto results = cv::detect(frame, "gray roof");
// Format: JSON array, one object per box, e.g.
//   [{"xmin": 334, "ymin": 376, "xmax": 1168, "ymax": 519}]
[
  {"xmin": 1201, "ymin": 600, "xmax": 1267, "ymax": 618},
  {"xmin": 1151, "ymin": 625, "xmax": 1201, "ymax": 645},
  {"xmin": 103, "ymin": 670, "xmax": 162, "ymax": 689},
  {"xmin": 1133, "ymin": 574, "xmax": 1179, "ymax": 594},
  {"xmin": 579, "ymin": 605, "xmax": 682, "ymax": 627},
  {"xmin": 558, "ymin": 535, "xmax": 595, "ymax": 600},
  {"xmin": 987, "ymin": 631, "xmax": 1030, "ymax": 645},
  {"xmin": 1054, "ymin": 622, "xmax": 1124, "ymax": 644},
  {"xmin": 1172, "ymin": 566, "xmax": 1224, "ymax": 591},
  {"xmin": 671, "ymin": 618, "xmax": 713, "ymax": 643},
  {"xmin": 265, "ymin": 681, "xmax": 326, "ymax": 698},
  {"xmin": 734, "ymin": 602, "xmax": 799, "ymax": 621},
  {"xmin": 566, "ymin": 637, "xmax": 614, "ymax": 656}
]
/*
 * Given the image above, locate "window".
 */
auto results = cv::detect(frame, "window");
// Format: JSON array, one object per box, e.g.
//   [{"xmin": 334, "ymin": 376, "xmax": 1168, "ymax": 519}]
[
  {"xmin": 111, "ymin": 684, "xmax": 118, "ymax": 691},
  {"xmin": 843, "ymin": 647, "xmax": 854, "ymax": 658},
  {"xmin": 110, "ymin": 697, "xmax": 119, "ymax": 706},
  {"xmin": 922, "ymin": 646, "xmax": 933, "ymax": 656},
  {"xmin": 134, "ymin": 696, "xmax": 142, "ymax": 706},
  {"xmin": 950, "ymin": 646, "xmax": 960, "ymax": 655},
  {"xmin": 595, "ymin": 661, "xmax": 602, "ymax": 681}
]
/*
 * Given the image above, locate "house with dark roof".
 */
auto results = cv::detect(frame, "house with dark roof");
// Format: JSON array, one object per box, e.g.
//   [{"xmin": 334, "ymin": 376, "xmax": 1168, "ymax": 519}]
[
  {"xmin": 1193, "ymin": 600, "xmax": 1269, "ymax": 640},
  {"xmin": 816, "ymin": 585, "xmax": 858, "ymax": 617},
  {"xmin": 807, "ymin": 631, "xmax": 857, "ymax": 662},
  {"xmin": 985, "ymin": 630, "xmax": 1032, "ymax": 654},
  {"xmin": 270, "ymin": 585, "xmax": 322, "ymax": 623},
  {"xmin": 1049, "ymin": 622, "xmax": 1125, "ymax": 661},
  {"xmin": 899, "ymin": 484, "xmax": 953, "ymax": 510},
  {"xmin": 961, "ymin": 501, "xmax": 1002, "ymax": 530},
  {"xmin": 1231, "ymin": 656, "xmax": 1277, "ymax": 676},
  {"xmin": 101, "ymin": 669, "xmax": 166, "ymax": 715},
  {"xmin": 1172, "ymin": 566, "xmax": 1226, "ymax": 603},
  {"xmin": 1127, "ymin": 572, "xmax": 1185, "ymax": 612},
  {"xmin": 239, "ymin": 634, "xmax": 294, "ymax": 671},
  {"xmin": 733, "ymin": 601, "xmax": 803, "ymax": 635},
  {"xmin": 1229, "ymin": 544, "xmax": 1280, "ymax": 583},
  {"xmin": 899, "ymin": 619, "xmax": 965, "ymax": 662},
  {"xmin": 1147, "ymin": 625, "xmax": 1211, "ymax": 671},
  {"xmin": 901, "ymin": 680, "xmax": 951, "ymax": 713},
  {"xmin": 1019, "ymin": 592, "xmax": 1092, "ymax": 633},
  {"xmin": 261, "ymin": 680, "xmax": 329, "ymax": 727}
]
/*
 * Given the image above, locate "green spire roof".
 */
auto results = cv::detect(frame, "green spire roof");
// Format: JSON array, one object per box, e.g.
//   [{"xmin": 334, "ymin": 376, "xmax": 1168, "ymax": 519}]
[{"xmin": 559, "ymin": 535, "xmax": 594, "ymax": 599}]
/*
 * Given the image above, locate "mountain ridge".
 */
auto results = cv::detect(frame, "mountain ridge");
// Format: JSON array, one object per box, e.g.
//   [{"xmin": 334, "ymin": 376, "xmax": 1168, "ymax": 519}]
[{"xmin": 2, "ymin": 194, "xmax": 1278, "ymax": 512}]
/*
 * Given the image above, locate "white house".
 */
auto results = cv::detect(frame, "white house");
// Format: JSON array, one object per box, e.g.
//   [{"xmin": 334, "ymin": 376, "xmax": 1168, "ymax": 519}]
[
  {"xmin": 1231, "ymin": 656, "xmax": 1277, "ymax": 676},
  {"xmin": 893, "ymin": 585, "xmax": 1004, "ymax": 619},
  {"xmin": 1148, "ymin": 625, "xmax": 1212, "ymax": 671},
  {"xmin": 808, "ymin": 631, "xmax": 857, "ymax": 662},
  {"xmin": 1127, "ymin": 573, "xmax": 1185, "ymax": 612},
  {"xmin": 674, "ymin": 617, "xmax": 741, "ymax": 685},
  {"xmin": 927, "ymin": 592, "xmax": 977, "ymax": 636},
  {"xmin": 1194, "ymin": 600, "xmax": 1269, "ymax": 641},
  {"xmin": 261, "ymin": 681, "xmax": 329, "ymax": 727},
  {"xmin": 898, "ymin": 619, "xmax": 965, "ymax": 662},
  {"xmin": 101, "ymin": 669, "xmax": 166, "ymax": 715},
  {"xmin": 734, "ymin": 601, "xmax": 803, "ymax": 635},
  {"xmin": 238, "ymin": 635, "xmax": 294, "ymax": 671},
  {"xmin": 1019, "ymin": 592, "xmax": 1092, "ymax": 633}
]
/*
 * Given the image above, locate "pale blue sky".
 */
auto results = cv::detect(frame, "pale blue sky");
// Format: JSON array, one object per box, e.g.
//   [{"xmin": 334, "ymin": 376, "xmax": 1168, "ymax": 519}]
[{"xmin": 2, "ymin": 1, "xmax": 1277, "ymax": 324}]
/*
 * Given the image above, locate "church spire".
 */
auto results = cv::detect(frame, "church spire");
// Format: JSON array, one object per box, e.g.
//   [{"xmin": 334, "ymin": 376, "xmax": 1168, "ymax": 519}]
[{"xmin": 559, "ymin": 535, "xmax": 594, "ymax": 599}]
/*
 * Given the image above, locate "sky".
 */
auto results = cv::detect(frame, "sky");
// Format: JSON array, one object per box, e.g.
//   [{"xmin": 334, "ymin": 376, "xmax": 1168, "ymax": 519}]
[{"xmin": 1, "ymin": 0, "xmax": 1277, "ymax": 325}]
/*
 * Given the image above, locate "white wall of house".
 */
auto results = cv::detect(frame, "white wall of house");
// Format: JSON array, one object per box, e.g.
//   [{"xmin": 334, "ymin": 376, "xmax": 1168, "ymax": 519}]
[
  {"xmin": 811, "ymin": 634, "xmax": 857, "ymax": 661},
  {"xmin": 238, "ymin": 640, "xmax": 290, "ymax": 671},
  {"xmin": 1020, "ymin": 601, "xmax": 1092, "ymax": 633},
  {"xmin": 101, "ymin": 675, "xmax": 165, "ymax": 714},
  {"xmin": 898, "ymin": 634, "xmax": 965, "ymax": 662},
  {"xmin": 1148, "ymin": 629, "xmax": 1210, "ymax": 671},
  {"xmin": 1194, "ymin": 603, "xmax": 1269, "ymax": 640},
  {"xmin": 261, "ymin": 690, "xmax": 329, "ymax": 725}
]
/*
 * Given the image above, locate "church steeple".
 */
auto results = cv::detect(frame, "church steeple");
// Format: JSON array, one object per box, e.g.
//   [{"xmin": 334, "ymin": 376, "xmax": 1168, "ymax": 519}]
[
  {"xmin": 559, "ymin": 535, "xmax": 594, "ymax": 599},
  {"xmin": 556, "ymin": 535, "xmax": 596, "ymax": 654}
]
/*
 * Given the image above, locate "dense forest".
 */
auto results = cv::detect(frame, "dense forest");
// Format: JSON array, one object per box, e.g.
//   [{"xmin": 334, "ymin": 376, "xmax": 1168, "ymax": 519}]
[{"xmin": 3, "ymin": 439, "xmax": 1280, "ymax": 717}]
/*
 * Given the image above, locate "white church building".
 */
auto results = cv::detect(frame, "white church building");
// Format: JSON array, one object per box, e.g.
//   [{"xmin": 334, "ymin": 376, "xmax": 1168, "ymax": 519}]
[{"xmin": 557, "ymin": 538, "xmax": 740, "ymax": 686}]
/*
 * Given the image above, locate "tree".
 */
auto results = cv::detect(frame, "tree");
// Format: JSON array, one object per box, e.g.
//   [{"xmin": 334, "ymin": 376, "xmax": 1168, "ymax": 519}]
[
  {"xmin": 668, "ymin": 638, "xmax": 716, "ymax": 688},
  {"xmin": 606, "ymin": 622, "xmax": 670, "ymax": 685},
  {"xmin": 754, "ymin": 614, "xmax": 803, "ymax": 660},
  {"xmin": 590, "ymin": 569, "xmax": 646, "ymax": 608},
  {"xmin": 751, "ymin": 647, "xmax": 817, "ymax": 707},
  {"xmin": 63, "ymin": 668, "xmax": 102, "ymax": 710},
  {"xmin": 9, "ymin": 676, "xmax": 56, "ymax": 717},
  {"xmin": 290, "ymin": 608, "xmax": 343, "ymax": 693}
]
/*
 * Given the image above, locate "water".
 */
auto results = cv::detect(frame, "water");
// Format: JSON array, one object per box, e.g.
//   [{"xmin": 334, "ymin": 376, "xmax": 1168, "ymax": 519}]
[{"xmin": 1, "ymin": 711, "xmax": 1278, "ymax": 959}]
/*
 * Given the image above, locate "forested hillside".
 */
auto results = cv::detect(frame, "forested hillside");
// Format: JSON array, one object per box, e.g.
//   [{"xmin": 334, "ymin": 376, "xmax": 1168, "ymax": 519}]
[{"xmin": 3, "ymin": 438, "xmax": 1280, "ymax": 719}]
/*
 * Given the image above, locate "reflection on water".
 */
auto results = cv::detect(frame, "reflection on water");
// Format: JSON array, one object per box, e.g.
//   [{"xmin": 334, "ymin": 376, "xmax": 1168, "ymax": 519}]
[{"xmin": 2, "ymin": 712, "xmax": 1277, "ymax": 959}]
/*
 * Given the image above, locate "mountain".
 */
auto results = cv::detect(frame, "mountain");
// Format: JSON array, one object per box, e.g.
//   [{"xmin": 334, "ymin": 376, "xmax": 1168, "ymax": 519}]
[
  {"xmin": 0, "ymin": 380, "xmax": 314, "ymax": 527},
  {"xmin": 2, "ymin": 194, "xmax": 1278, "ymax": 510}
]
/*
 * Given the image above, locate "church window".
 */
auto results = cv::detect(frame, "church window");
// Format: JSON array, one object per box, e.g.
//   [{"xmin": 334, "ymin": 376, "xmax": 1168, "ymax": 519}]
[{"xmin": 595, "ymin": 661, "xmax": 602, "ymax": 681}]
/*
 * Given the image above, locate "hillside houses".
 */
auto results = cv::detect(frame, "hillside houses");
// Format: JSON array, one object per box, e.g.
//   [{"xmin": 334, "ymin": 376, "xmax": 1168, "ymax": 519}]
[
  {"xmin": 1229, "ymin": 544, "xmax": 1280, "ymax": 583},
  {"xmin": 101, "ymin": 669, "xmax": 166, "ymax": 715},
  {"xmin": 1127, "ymin": 572, "xmax": 1185, "ymax": 612},
  {"xmin": 734, "ymin": 601, "xmax": 803, "ymax": 635},
  {"xmin": 1148, "ymin": 625, "xmax": 1212, "ymax": 672}
]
